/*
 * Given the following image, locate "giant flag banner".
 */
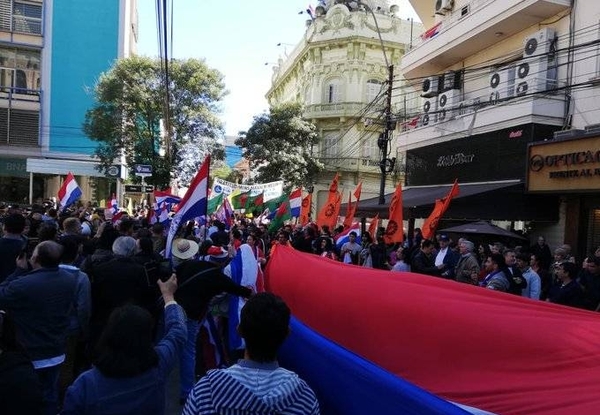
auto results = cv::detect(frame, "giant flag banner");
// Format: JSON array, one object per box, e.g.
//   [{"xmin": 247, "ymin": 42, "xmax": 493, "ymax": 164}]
[
  {"xmin": 166, "ymin": 155, "xmax": 210, "ymax": 258},
  {"xmin": 422, "ymin": 179, "xmax": 459, "ymax": 240},
  {"xmin": 266, "ymin": 246, "xmax": 600, "ymax": 415},
  {"xmin": 154, "ymin": 190, "xmax": 181, "ymax": 206},
  {"xmin": 383, "ymin": 181, "xmax": 403, "ymax": 244},
  {"xmin": 57, "ymin": 172, "xmax": 82, "ymax": 211}
]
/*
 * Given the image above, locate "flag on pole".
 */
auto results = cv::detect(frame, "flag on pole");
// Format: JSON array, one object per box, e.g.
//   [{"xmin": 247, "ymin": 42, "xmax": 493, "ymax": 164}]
[
  {"xmin": 231, "ymin": 190, "xmax": 251, "ymax": 210},
  {"xmin": 245, "ymin": 192, "xmax": 264, "ymax": 214},
  {"xmin": 422, "ymin": 179, "xmax": 460, "ymax": 240},
  {"xmin": 108, "ymin": 193, "xmax": 119, "ymax": 214},
  {"xmin": 368, "ymin": 214, "xmax": 379, "ymax": 240},
  {"xmin": 268, "ymin": 199, "xmax": 291, "ymax": 232},
  {"xmin": 166, "ymin": 155, "xmax": 210, "ymax": 258},
  {"xmin": 215, "ymin": 197, "xmax": 234, "ymax": 228},
  {"xmin": 383, "ymin": 182, "xmax": 404, "ymax": 244},
  {"xmin": 334, "ymin": 222, "xmax": 361, "ymax": 250},
  {"xmin": 299, "ymin": 193, "xmax": 312, "ymax": 226},
  {"xmin": 343, "ymin": 182, "xmax": 362, "ymax": 230},
  {"xmin": 57, "ymin": 172, "xmax": 82, "ymax": 211},
  {"xmin": 154, "ymin": 190, "xmax": 181, "ymax": 206},
  {"xmin": 317, "ymin": 173, "xmax": 341, "ymax": 230},
  {"xmin": 207, "ymin": 193, "xmax": 224, "ymax": 214},
  {"xmin": 289, "ymin": 188, "xmax": 302, "ymax": 218}
]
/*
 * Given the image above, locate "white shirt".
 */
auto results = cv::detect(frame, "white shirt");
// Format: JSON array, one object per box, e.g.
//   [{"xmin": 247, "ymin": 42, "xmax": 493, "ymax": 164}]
[{"xmin": 435, "ymin": 247, "xmax": 448, "ymax": 266}]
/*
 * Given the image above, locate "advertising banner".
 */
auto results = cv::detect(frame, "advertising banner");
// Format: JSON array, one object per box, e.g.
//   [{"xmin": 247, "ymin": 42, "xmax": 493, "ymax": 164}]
[{"xmin": 210, "ymin": 178, "xmax": 283, "ymax": 202}]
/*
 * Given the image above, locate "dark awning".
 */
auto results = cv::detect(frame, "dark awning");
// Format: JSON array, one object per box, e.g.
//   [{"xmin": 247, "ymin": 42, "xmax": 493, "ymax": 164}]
[{"xmin": 354, "ymin": 180, "xmax": 558, "ymax": 222}]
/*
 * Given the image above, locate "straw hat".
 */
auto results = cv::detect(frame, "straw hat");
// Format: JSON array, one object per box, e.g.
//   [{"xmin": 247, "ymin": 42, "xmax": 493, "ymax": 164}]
[{"xmin": 172, "ymin": 238, "xmax": 199, "ymax": 260}]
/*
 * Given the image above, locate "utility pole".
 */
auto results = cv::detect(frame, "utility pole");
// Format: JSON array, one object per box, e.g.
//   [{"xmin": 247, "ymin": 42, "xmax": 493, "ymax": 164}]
[{"xmin": 378, "ymin": 64, "xmax": 395, "ymax": 205}]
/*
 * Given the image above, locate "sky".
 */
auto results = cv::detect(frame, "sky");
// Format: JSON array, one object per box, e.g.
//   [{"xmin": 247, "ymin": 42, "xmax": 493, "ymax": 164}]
[{"xmin": 137, "ymin": 0, "xmax": 420, "ymax": 138}]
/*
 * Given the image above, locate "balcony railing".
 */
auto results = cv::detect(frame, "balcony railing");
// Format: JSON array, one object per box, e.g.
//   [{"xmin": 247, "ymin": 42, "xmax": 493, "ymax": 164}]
[
  {"xmin": 0, "ymin": 0, "xmax": 43, "ymax": 35},
  {"xmin": 304, "ymin": 102, "xmax": 383, "ymax": 119}
]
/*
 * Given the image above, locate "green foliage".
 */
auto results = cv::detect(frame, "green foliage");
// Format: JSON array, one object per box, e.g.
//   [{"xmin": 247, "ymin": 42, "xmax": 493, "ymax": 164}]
[
  {"xmin": 236, "ymin": 102, "xmax": 323, "ymax": 191},
  {"xmin": 83, "ymin": 55, "xmax": 227, "ymax": 188}
]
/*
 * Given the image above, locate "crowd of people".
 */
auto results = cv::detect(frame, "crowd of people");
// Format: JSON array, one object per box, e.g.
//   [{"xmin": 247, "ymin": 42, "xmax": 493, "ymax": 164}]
[{"xmin": 0, "ymin": 200, "xmax": 599, "ymax": 414}]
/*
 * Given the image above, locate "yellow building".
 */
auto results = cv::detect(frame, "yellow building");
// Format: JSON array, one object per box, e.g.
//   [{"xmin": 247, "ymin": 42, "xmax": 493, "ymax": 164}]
[{"xmin": 266, "ymin": 1, "xmax": 422, "ymax": 213}]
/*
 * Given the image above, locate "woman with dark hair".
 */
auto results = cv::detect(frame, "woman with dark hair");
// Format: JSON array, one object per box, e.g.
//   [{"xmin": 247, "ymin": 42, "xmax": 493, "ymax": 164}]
[
  {"xmin": 61, "ymin": 275, "xmax": 186, "ymax": 415},
  {"xmin": 0, "ymin": 310, "xmax": 44, "ymax": 415}
]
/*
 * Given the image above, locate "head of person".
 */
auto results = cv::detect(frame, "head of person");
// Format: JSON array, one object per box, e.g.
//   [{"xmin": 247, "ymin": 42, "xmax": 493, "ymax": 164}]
[
  {"xmin": 62, "ymin": 217, "xmax": 81, "ymax": 235},
  {"xmin": 485, "ymin": 253, "xmax": 505, "ymax": 273},
  {"xmin": 490, "ymin": 242, "xmax": 504, "ymax": 255},
  {"xmin": 59, "ymin": 237, "xmax": 82, "ymax": 265},
  {"xmin": 420, "ymin": 239, "xmax": 434, "ymax": 254},
  {"xmin": 554, "ymin": 247, "xmax": 566, "ymax": 263},
  {"xmin": 31, "ymin": 240, "xmax": 63, "ymax": 269},
  {"xmin": 112, "ymin": 236, "xmax": 137, "ymax": 257},
  {"xmin": 396, "ymin": 246, "xmax": 405, "ymax": 261},
  {"xmin": 503, "ymin": 249, "xmax": 517, "ymax": 267},
  {"xmin": 438, "ymin": 234, "xmax": 450, "ymax": 247},
  {"xmin": 151, "ymin": 223, "xmax": 164, "ymax": 236},
  {"xmin": 537, "ymin": 236, "xmax": 546, "ymax": 246},
  {"xmin": 118, "ymin": 219, "xmax": 135, "ymax": 236},
  {"xmin": 348, "ymin": 231, "xmax": 357, "ymax": 243},
  {"xmin": 515, "ymin": 252, "xmax": 531, "ymax": 271},
  {"xmin": 556, "ymin": 261, "xmax": 577, "ymax": 282},
  {"xmin": 94, "ymin": 304, "xmax": 158, "ymax": 378},
  {"xmin": 277, "ymin": 231, "xmax": 290, "ymax": 244},
  {"xmin": 561, "ymin": 244, "xmax": 572, "ymax": 255},
  {"xmin": 136, "ymin": 237, "xmax": 154, "ymax": 257},
  {"xmin": 37, "ymin": 223, "xmax": 58, "ymax": 242},
  {"xmin": 586, "ymin": 256, "xmax": 600, "ymax": 276},
  {"xmin": 3, "ymin": 213, "xmax": 26, "ymax": 235},
  {"xmin": 459, "ymin": 240, "xmax": 474, "ymax": 255},
  {"xmin": 246, "ymin": 234, "xmax": 256, "ymax": 247},
  {"xmin": 238, "ymin": 293, "xmax": 291, "ymax": 363},
  {"xmin": 171, "ymin": 238, "xmax": 199, "ymax": 263}
]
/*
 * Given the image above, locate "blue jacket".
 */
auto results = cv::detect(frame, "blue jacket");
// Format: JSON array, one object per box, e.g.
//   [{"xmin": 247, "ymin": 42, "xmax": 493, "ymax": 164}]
[
  {"xmin": 0, "ymin": 266, "xmax": 77, "ymax": 361},
  {"xmin": 61, "ymin": 303, "xmax": 187, "ymax": 415}
]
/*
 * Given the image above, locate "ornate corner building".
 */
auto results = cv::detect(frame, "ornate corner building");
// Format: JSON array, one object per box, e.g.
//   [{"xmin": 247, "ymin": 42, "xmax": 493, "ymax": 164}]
[{"xmin": 266, "ymin": 0, "xmax": 423, "ymax": 211}]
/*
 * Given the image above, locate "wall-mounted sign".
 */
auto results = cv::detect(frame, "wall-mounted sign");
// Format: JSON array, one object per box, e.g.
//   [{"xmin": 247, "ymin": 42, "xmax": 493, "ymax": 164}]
[{"xmin": 527, "ymin": 135, "xmax": 600, "ymax": 192}]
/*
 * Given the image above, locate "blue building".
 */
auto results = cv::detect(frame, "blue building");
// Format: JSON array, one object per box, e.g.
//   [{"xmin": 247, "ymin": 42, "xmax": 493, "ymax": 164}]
[{"xmin": 0, "ymin": 0, "xmax": 135, "ymax": 204}]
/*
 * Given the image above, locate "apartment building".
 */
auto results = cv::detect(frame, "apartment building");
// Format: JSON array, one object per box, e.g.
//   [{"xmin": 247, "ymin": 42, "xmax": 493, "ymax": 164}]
[
  {"xmin": 388, "ymin": 0, "xmax": 600, "ymax": 256},
  {"xmin": 0, "ymin": 0, "xmax": 135, "ymax": 205}
]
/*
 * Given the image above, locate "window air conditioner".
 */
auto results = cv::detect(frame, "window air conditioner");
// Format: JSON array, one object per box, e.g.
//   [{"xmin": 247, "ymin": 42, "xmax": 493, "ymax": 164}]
[
  {"xmin": 422, "ymin": 76, "xmax": 439, "ymax": 98},
  {"xmin": 435, "ymin": 0, "xmax": 453, "ymax": 14}
]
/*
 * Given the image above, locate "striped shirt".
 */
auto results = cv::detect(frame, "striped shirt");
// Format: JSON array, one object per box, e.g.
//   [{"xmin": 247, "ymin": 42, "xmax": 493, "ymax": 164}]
[{"xmin": 183, "ymin": 360, "xmax": 319, "ymax": 415}]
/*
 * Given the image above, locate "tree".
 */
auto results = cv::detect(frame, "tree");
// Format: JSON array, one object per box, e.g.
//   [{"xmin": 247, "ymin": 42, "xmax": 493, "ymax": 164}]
[
  {"xmin": 83, "ymin": 55, "xmax": 226, "ymax": 188},
  {"xmin": 236, "ymin": 102, "xmax": 322, "ymax": 190}
]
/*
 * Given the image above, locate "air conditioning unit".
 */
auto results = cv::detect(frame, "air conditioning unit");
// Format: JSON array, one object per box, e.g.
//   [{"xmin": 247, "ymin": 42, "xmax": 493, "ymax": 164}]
[
  {"xmin": 441, "ymin": 70, "xmax": 462, "ymax": 92},
  {"xmin": 421, "ymin": 96, "xmax": 437, "ymax": 126},
  {"xmin": 456, "ymin": 97, "xmax": 481, "ymax": 116},
  {"xmin": 435, "ymin": 0, "xmax": 453, "ymax": 14},
  {"xmin": 422, "ymin": 76, "xmax": 439, "ymax": 98},
  {"xmin": 523, "ymin": 28, "xmax": 556, "ymax": 58},
  {"xmin": 514, "ymin": 56, "xmax": 557, "ymax": 97},
  {"xmin": 489, "ymin": 66, "xmax": 515, "ymax": 104},
  {"xmin": 437, "ymin": 89, "xmax": 461, "ymax": 122}
]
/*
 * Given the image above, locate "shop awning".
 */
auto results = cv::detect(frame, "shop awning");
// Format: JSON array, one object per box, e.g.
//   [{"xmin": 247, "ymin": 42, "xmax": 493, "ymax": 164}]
[{"xmin": 354, "ymin": 180, "xmax": 558, "ymax": 222}]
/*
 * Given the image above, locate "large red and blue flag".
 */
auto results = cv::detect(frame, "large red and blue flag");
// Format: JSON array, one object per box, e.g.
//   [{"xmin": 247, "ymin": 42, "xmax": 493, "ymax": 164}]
[
  {"xmin": 57, "ymin": 172, "xmax": 82, "ymax": 211},
  {"xmin": 165, "ymin": 155, "xmax": 210, "ymax": 258},
  {"xmin": 334, "ymin": 222, "xmax": 361, "ymax": 249}
]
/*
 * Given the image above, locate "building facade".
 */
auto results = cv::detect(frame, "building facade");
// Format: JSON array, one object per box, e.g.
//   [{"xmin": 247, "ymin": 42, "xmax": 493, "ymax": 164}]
[
  {"xmin": 395, "ymin": 0, "xmax": 600, "ymax": 258},
  {"xmin": 266, "ymin": 0, "xmax": 422, "ymax": 212},
  {"xmin": 0, "ymin": 0, "xmax": 135, "ymax": 206}
]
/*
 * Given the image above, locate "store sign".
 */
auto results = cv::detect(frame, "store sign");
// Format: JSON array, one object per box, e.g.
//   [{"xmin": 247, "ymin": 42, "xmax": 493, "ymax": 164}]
[
  {"xmin": 406, "ymin": 124, "xmax": 559, "ymax": 186},
  {"xmin": 0, "ymin": 158, "xmax": 28, "ymax": 178},
  {"xmin": 528, "ymin": 135, "xmax": 600, "ymax": 192}
]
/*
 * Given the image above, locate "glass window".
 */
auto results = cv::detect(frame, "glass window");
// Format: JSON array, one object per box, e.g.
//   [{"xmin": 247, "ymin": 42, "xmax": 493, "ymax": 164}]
[
  {"xmin": 361, "ymin": 135, "xmax": 378, "ymax": 159},
  {"xmin": 322, "ymin": 132, "xmax": 340, "ymax": 158},
  {"xmin": 366, "ymin": 79, "xmax": 382, "ymax": 103},
  {"xmin": 0, "ymin": 46, "xmax": 40, "ymax": 92},
  {"xmin": 12, "ymin": 1, "xmax": 43, "ymax": 35},
  {"xmin": 325, "ymin": 79, "xmax": 343, "ymax": 103}
]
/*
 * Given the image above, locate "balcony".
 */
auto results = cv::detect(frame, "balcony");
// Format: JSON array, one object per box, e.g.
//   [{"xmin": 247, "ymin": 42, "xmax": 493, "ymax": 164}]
[
  {"xmin": 319, "ymin": 156, "xmax": 382, "ymax": 174},
  {"xmin": 400, "ymin": 0, "xmax": 571, "ymax": 79},
  {"xmin": 304, "ymin": 102, "xmax": 384, "ymax": 120},
  {"xmin": 397, "ymin": 94, "xmax": 565, "ymax": 150}
]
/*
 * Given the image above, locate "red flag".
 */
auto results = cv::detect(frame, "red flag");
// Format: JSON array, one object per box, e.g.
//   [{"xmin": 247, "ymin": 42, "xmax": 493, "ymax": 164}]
[
  {"xmin": 368, "ymin": 214, "xmax": 379, "ymax": 240},
  {"xmin": 300, "ymin": 193, "xmax": 312, "ymax": 226},
  {"xmin": 353, "ymin": 181, "xmax": 362, "ymax": 201},
  {"xmin": 342, "ymin": 191, "xmax": 355, "ymax": 230},
  {"xmin": 421, "ymin": 179, "xmax": 460, "ymax": 240},
  {"xmin": 317, "ymin": 173, "xmax": 341, "ymax": 230},
  {"xmin": 383, "ymin": 182, "xmax": 403, "ymax": 244}
]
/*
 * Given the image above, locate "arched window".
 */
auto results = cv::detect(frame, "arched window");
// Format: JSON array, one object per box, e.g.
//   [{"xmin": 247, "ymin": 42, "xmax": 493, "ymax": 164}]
[{"xmin": 366, "ymin": 79, "xmax": 383, "ymax": 103}]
